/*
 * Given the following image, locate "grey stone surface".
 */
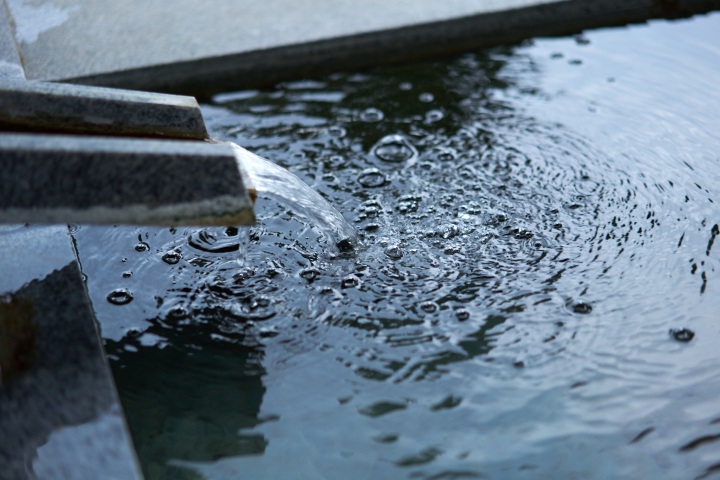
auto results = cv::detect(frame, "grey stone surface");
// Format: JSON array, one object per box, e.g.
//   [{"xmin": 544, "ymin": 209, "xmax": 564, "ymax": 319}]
[
  {"xmin": 0, "ymin": 224, "xmax": 143, "ymax": 480},
  {"xmin": 0, "ymin": 133, "xmax": 255, "ymax": 226},
  {"xmin": 0, "ymin": 80, "xmax": 208, "ymax": 139},
  {"xmin": 4, "ymin": 0, "xmax": 719, "ymax": 95},
  {"xmin": 0, "ymin": 0, "xmax": 23, "ymax": 79}
]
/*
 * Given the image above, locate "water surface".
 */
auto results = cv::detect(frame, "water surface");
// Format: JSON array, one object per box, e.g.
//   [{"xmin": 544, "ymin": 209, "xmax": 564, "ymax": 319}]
[{"xmin": 75, "ymin": 12, "xmax": 720, "ymax": 480}]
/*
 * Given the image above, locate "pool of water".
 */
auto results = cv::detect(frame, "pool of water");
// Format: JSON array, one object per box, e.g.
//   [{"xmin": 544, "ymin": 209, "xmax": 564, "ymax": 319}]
[{"xmin": 75, "ymin": 12, "xmax": 720, "ymax": 480}]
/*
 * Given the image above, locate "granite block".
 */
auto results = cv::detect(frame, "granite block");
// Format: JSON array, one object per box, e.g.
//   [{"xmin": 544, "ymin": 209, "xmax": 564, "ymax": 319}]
[
  {"xmin": 0, "ymin": 224, "xmax": 143, "ymax": 480},
  {"xmin": 0, "ymin": 133, "xmax": 255, "ymax": 226},
  {"xmin": 0, "ymin": 80, "xmax": 208, "ymax": 139}
]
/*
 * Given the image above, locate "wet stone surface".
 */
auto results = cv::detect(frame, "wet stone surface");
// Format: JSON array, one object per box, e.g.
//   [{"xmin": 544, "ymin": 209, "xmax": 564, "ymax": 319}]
[{"xmin": 75, "ymin": 13, "xmax": 720, "ymax": 480}]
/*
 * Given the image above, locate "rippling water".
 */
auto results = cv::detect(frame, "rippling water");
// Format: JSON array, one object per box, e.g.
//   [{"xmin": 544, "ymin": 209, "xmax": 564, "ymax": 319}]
[{"xmin": 74, "ymin": 12, "xmax": 720, "ymax": 480}]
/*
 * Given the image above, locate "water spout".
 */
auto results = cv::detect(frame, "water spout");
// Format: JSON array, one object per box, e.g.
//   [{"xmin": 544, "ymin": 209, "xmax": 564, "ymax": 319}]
[{"xmin": 227, "ymin": 142, "xmax": 357, "ymax": 255}]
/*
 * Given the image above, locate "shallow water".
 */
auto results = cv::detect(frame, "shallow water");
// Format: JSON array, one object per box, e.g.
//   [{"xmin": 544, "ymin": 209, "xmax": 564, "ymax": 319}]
[{"xmin": 75, "ymin": 12, "xmax": 720, "ymax": 480}]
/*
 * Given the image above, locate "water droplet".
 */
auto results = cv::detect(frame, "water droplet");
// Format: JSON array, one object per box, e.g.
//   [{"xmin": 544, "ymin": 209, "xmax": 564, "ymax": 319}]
[
  {"xmin": 572, "ymin": 302, "xmax": 593, "ymax": 314},
  {"xmin": 342, "ymin": 275, "xmax": 360, "ymax": 289},
  {"xmin": 167, "ymin": 306, "xmax": 188, "ymax": 320},
  {"xmin": 425, "ymin": 109, "xmax": 444, "ymax": 123},
  {"xmin": 568, "ymin": 59, "xmax": 583, "ymax": 66},
  {"xmin": 107, "ymin": 288, "xmax": 133, "ymax": 305},
  {"xmin": 301, "ymin": 268, "xmax": 320, "ymax": 282},
  {"xmin": 358, "ymin": 168, "xmax": 387, "ymax": 188},
  {"xmin": 384, "ymin": 245, "xmax": 403, "ymax": 260},
  {"xmin": 397, "ymin": 196, "xmax": 420, "ymax": 214},
  {"xmin": 122, "ymin": 271, "xmax": 132, "ymax": 278},
  {"xmin": 162, "ymin": 250, "xmax": 182, "ymax": 265},
  {"xmin": 455, "ymin": 308, "xmax": 470, "ymax": 321},
  {"xmin": 126, "ymin": 328, "xmax": 142, "ymax": 338},
  {"xmin": 336, "ymin": 238, "xmax": 355, "ymax": 253},
  {"xmin": 669, "ymin": 328, "xmax": 694, "ymax": 342},
  {"xmin": 574, "ymin": 34, "xmax": 591, "ymax": 45},
  {"xmin": 373, "ymin": 135, "xmax": 418, "ymax": 163},
  {"xmin": 135, "ymin": 242, "xmax": 149, "ymax": 252},
  {"xmin": 360, "ymin": 107, "xmax": 384, "ymax": 122},
  {"xmin": 399, "ymin": 82, "xmax": 413, "ymax": 91},
  {"xmin": 419, "ymin": 92, "xmax": 435, "ymax": 103},
  {"xmin": 420, "ymin": 301, "xmax": 438, "ymax": 313},
  {"xmin": 437, "ymin": 150, "xmax": 456, "ymax": 162},
  {"xmin": 327, "ymin": 125, "xmax": 347, "ymax": 137}
]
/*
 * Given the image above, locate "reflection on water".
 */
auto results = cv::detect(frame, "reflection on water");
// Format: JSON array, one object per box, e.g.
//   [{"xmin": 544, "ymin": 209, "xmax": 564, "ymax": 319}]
[{"xmin": 75, "ymin": 12, "xmax": 720, "ymax": 480}]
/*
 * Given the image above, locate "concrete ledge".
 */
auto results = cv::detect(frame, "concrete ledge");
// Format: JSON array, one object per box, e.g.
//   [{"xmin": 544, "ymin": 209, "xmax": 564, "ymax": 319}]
[
  {"xmin": 0, "ymin": 80, "xmax": 208, "ymax": 139},
  {"xmin": 7, "ymin": 0, "xmax": 718, "ymax": 96},
  {"xmin": 0, "ymin": 134, "xmax": 255, "ymax": 226},
  {"xmin": 0, "ymin": 225, "xmax": 143, "ymax": 480}
]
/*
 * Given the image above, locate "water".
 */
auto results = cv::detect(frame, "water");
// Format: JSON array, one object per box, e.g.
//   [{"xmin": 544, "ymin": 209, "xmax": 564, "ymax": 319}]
[{"xmin": 73, "ymin": 12, "xmax": 720, "ymax": 480}]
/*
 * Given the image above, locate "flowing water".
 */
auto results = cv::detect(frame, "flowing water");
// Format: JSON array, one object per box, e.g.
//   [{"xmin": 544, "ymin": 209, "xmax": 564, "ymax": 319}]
[{"xmin": 74, "ymin": 12, "xmax": 720, "ymax": 480}]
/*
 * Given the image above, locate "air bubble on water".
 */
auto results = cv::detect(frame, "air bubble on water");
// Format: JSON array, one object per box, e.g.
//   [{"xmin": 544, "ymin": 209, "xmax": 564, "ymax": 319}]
[
  {"xmin": 455, "ymin": 308, "xmax": 470, "ymax": 321},
  {"xmin": 572, "ymin": 302, "xmax": 593, "ymax": 314},
  {"xmin": 301, "ymin": 268, "xmax": 320, "ymax": 282},
  {"xmin": 420, "ymin": 301, "xmax": 438, "ymax": 314},
  {"xmin": 122, "ymin": 271, "xmax": 132, "ymax": 278},
  {"xmin": 342, "ymin": 275, "xmax": 360, "ymax": 289},
  {"xmin": 669, "ymin": 328, "xmax": 694, "ymax": 342},
  {"xmin": 107, "ymin": 288, "xmax": 133, "ymax": 305},
  {"xmin": 327, "ymin": 126, "xmax": 347, "ymax": 138},
  {"xmin": 384, "ymin": 245, "xmax": 403, "ymax": 260},
  {"xmin": 425, "ymin": 109, "xmax": 444, "ymax": 123},
  {"xmin": 162, "ymin": 250, "xmax": 182, "ymax": 265},
  {"xmin": 360, "ymin": 107, "xmax": 384, "ymax": 122},
  {"xmin": 419, "ymin": 92, "xmax": 435, "ymax": 103},
  {"xmin": 372, "ymin": 135, "xmax": 418, "ymax": 164},
  {"xmin": 399, "ymin": 82, "xmax": 413, "ymax": 91},
  {"xmin": 135, "ymin": 242, "xmax": 149, "ymax": 252},
  {"xmin": 358, "ymin": 168, "xmax": 387, "ymax": 188}
]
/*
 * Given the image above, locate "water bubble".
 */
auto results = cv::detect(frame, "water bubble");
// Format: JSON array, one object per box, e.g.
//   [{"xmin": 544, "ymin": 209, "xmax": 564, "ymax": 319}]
[
  {"xmin": 122, "ymin": 271, "xmax": 132, "ymax": 278},
  {"xmin": 135, "ymin": 242, "xmax": 149, "ymax": 252},
  {"xmin": 568, "ymin": 59, "xmax": 583, "ymax": 66},
  {"xmin": 384, "ymin": 245, "xmax": 403, "ymax": 260},
  {"xmin": 361, "ymin": 108, "xmax": 384, "ymax": 122},
  {"xmin": 425, "ymin": 109, "xmax": 444, "ymax": 123},
  {"xmin": 669, "ymin": 328, "xmax": 694, "ymax": 342},
  {"xmin": 358, "ymin": 168, "xmax": 387, "ymax": 188},
  {"xmin": 572, "ymin": 302, "xmax": 593, "ymax": 314},
  {"xmin": 419, "ymin": 301, "xmax": 438, "ymax": 313},
  {"xmin": 162, "ymin": 250, "xmax": 182, "ymax": 265},
  {"xmin": 399, "ymin": 82, "xmax": 413, "ymax": 91},
  {"xmin": 455, "ymin": 308, "xmax": 470, "ymax": 321},
  {"xmin": 301, "ymin": 268, "xmax": 320, "ymax": 282},
  {"xmin": 336, "ymin": 238, "xmax": 356, "ymax": 253},
  {"xmin": 342, "ymin": 275, "xmax": 360, "ymax": 289},
  {"xmin": 327, "ymin": 125, "xmax": 347, "ymax": 137},
  {"xmin": 373, "ymin": 135, "xmax": 418, "ymax": 163},
  {"xmin": 419, "ymin": 92, "xmax": 435, "ymax": 103},
  {"xmin": 107, "ymin": 288, "xmax": 133, "ymax": 305},
  {"xmin": 126, "ymin": 328, "xmax": 142, "ymax": 338},
  {"xmin": 397, "ymin": 196, "xmax": 421, "ymax": 214},
  {"xmin": 575, "ymin": 34, "xmax": 591, "ymax": 45}
]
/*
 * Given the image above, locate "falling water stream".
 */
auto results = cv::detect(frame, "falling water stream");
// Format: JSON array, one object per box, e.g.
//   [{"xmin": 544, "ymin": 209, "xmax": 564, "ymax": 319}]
[{"xmin": 74, "ymin": 12, "xmax": 720, "ymax": 480}]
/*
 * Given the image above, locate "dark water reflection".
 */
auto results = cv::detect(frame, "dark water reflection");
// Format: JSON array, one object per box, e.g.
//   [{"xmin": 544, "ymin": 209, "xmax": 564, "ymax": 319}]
[{"xmin": 75, "ymin": 12, "xmax": 720, "ymax": 480}]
